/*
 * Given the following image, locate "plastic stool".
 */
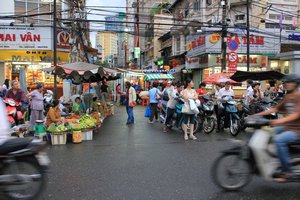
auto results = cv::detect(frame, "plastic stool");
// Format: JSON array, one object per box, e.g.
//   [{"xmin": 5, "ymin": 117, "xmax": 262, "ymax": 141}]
[{"xmin": 141, "ymin": 99, "xmax": 149, "ymax": 106}]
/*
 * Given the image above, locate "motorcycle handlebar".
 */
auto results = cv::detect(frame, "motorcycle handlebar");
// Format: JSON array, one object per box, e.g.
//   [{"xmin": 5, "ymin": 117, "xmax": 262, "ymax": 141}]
[{"xmin": 245, "ymin": 115, "xmax": 271, "ymax": 127}]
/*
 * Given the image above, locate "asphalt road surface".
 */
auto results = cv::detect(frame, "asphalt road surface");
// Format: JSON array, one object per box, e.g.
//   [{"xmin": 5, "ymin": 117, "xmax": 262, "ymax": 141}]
[{"xmin": 39, "ymin": 106, "xmax": 300, "ymax": 200}]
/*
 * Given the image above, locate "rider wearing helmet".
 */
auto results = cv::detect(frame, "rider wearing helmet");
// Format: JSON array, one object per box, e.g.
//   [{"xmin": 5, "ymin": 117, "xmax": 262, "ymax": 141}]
[{"xmin": 256, "ymin": 74, "xmax": 300, "ymax": 182}]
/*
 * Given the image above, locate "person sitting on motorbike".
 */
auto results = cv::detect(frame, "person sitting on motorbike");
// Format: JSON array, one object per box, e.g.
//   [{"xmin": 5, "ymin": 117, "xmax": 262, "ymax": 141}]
[
  {"xmin": 0, "ymin": 98, "xmax": 10, "ymax": 145},
  {"xmin": 216, "ymin": 81, "xmax": 235, "ymax": 131},
  {"xmin": 256, "ymin": 74, "xmax": 300, "ymax": 182},
  {"xmin": 196, "ymin": 82, "xmax": 207, "ymax": 103},
  {"xmin": 249, "ymin": 82, "xmax": 264, "ymax": 114},
  {"xmin": 46, "ymin": 99, "xmax": 62, "ymax": 126},
  {"xmin": 5, "ymin": 80, "xmax": 26, "ymax": 125},
  {"xmin": 244, "ymin": 79, "xmax": 254, "ymax": 107},
  {"xmin": 163, "ymin": 82, "xmax": 184, "ymax": 133}
]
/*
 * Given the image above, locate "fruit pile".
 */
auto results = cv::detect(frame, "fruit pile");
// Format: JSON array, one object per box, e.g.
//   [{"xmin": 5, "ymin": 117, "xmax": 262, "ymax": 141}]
[
  {"xmin": 79, "ymin": 114, "xmax": 97, "ymax": 129},
  {"xmin": 47, "ymin": 124, "xmax": 69, "ymax": 133}
]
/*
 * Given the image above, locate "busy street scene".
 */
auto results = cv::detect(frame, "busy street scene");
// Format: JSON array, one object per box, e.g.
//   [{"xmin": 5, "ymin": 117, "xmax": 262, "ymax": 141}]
[{"xmin": 1, "ymin": 0, "xmax": 300, "ymax": 199}]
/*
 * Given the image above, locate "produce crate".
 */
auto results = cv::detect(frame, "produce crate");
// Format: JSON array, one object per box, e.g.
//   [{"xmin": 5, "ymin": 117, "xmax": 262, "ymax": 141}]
[
  {"xmin": 82, "ymin": 129, "xmax": 94, "ymax": 140},
  {"xmin": 50, "ymin": 133, "xmax": 67, "ymax": 145}
]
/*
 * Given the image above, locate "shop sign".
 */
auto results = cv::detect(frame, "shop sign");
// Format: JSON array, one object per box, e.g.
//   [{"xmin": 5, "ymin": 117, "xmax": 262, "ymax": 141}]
[
  {"xmin": 57, "ymin": 30, "xmax": 70, "ymax": 49},
  {"xmin": 288, "ymin": 33, "xmax": 300, "ymax": 41},
  {"xmin": 209, "ymin": 33, "xmax": 221, "ymax": 44},
  {"xmin": 216, "ymin": 54, "xmax": 257, "ymax": 64},
  {"xmin": 0, "ymin": 27, "xmax": 51, "ymax": 50},
  {"xmin": 206, "ymin": 28, "xmax": 280, "ymax": 55},
  {"xmin": 186, "ymin": 35, "xmax": 206, "ymax": 57},
  {"xmin": 0, "ymin": 50, "xmax": 69, "ymax": 63}
]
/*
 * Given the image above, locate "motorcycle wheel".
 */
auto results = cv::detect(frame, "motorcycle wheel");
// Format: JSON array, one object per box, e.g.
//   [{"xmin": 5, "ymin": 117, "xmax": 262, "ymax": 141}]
[
  {"xmin": 203, "ymin": 117, "xmax": 216, "ymax": 134},
  {"xmin": 211, "ymin": 153, "xmax": 252, "ymax": 191},
  {"xmin": 239, "ymin": 113, "xmax": 247, "ymax": 131},
  {"xmin": 2, "ymin": 157, "xmax": 46, "ymax": 200},
  {"xmin": 229, "ymin": 117, "xmax": 240, "ymax": 137}
]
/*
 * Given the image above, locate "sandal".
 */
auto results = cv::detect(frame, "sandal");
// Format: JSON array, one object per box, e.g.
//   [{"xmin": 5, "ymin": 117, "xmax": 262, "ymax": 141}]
[
  {"xmin": 273, "ymin": 172, "xmax": 292, "ymax": 183},
  {"xmin": 184, "ymin": 135, "xmax": 188, "ymax": 141},
  {"xmin": 190, "ymin": 135, "xmax": 197, "ymax": 140}
]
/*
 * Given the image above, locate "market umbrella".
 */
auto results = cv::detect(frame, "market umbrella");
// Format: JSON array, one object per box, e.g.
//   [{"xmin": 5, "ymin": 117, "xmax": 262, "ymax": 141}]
[
  {"xmin": 217, "ymin": 77, "xmax": 238, "ymax": 84},
  {"xmin": 203, "ymin": 73, "xmax": 232, "ymax": 84},
  {"xmin": 230, "ymin": 71, "xmax": 285, "ymax": 82}
]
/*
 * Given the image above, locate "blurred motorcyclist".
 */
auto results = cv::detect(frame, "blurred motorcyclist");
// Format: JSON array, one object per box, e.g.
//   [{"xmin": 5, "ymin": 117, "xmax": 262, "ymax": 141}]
[
  {"xmin": 0, "ymin": 98, "xmax": 10, "ymax": 145},
  {"xmin": 256, "ymin": 74, "xmax": 300, "ymax": 182}
]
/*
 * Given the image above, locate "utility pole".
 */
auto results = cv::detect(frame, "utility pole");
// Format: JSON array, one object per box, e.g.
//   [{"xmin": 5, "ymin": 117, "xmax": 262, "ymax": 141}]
[
  {"xmin": 221, "ymin": 0, "xmax": 227, "ymax": 73},
  {"xmin": 135, "ymin": 0, "xmax": 140, "ymax": 69},
  {"xmin": 53, "ymin": 0, "xmax": 57, "ymax": 99},
  {"xmin": 246, "ymin": 0, "xmax": 250, "ymax": 71}
]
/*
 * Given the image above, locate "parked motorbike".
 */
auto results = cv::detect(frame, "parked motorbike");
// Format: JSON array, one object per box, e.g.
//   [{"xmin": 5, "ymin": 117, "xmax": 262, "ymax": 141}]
[
  {"xmin": 239, "ymin": 97, "xmax": 278, "ymax": 131},
  {"xmin": 44, "ymin": 90, "xmax": 53, "ymax": 115},
  {"xmin": 219, "ymin": 96, "xmax": 240, "ymax": 137},
  {"xmin": 211, "ymin": 115, "xmax": 300, "ymax": 191},
  {"xmin": 160, "ymin": 98, "xmax": 199, "ymax": 135},
  {"xmin": 0, "ymin": 137, "xmax": 49, "ymax": 199},
  {"xmin": 197, "ymin": 95, "xmax": 216, "ymax": 134}
]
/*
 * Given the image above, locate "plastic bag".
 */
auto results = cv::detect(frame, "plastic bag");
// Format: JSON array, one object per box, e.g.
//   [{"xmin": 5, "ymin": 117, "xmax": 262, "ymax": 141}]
[{"xmin": 144, "ymin": 106, "xmax": 151, "ymax": 118}]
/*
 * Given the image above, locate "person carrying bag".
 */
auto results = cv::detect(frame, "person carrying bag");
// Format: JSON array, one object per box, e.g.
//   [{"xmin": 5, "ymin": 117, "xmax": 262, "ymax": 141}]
[{"xmin": 181, "ymin": 78, "xmax": 198, "ymax": 141}]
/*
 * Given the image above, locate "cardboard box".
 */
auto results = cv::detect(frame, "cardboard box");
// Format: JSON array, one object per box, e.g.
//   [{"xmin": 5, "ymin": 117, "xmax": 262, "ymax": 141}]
[
  {"xmin": 51, "ymin": 134, "xmax": 67, "ymax": 145},
  {"xmin": 82, "ymin": 130, "xmax": 93, "ymax": 140}
]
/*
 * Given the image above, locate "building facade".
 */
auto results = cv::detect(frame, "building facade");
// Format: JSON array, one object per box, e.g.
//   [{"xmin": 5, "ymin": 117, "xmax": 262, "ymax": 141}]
[{"xmin": 95, "ymin": 31, "xmax": 118, "ymax": 65}]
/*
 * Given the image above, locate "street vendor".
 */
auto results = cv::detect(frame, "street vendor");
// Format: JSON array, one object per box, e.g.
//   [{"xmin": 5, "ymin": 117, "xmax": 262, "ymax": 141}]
[
  {"xmin": 72, "ymin": 97, "xmax": 83, "ymax": 114},
  {"xmin": 46, "ymin": 100, "xmax": 62, "ymax": 126}
]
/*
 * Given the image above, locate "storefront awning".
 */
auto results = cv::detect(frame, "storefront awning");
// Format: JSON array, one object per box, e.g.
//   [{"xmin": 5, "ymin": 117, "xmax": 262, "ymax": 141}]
[{"xmin": 144, "ymin": 74, "xmax": 174, "ymax": 81}]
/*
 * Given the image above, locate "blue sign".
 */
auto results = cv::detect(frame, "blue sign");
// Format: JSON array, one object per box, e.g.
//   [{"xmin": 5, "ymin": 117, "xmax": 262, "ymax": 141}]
[
  {"xmin": 228, "ymin": 41, "xmax": 238, "ymax": 51},
  {"xmin": 288, "ymin": 33, "xmax": 300, "ymax": 41}
]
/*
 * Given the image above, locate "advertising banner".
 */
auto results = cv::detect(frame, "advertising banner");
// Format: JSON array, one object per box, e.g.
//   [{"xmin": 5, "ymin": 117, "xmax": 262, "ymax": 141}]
[{"xmin": 0, "ymin": 27, "xmax": 52, "ymax": 50}]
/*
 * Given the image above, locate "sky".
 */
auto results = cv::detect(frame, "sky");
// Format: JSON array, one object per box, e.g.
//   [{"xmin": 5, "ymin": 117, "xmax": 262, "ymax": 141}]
[{"xmin": 86, "ymin": 0, "xmax": 126, "ymax": 47}]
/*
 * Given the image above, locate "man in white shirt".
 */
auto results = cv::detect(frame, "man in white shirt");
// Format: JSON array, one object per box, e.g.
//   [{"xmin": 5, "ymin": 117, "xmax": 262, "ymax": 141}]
[
  {"xmin": 218, "ymin": 81, "xmax": 234, "ymax": 100},
  {"xmin": 244, "ymin": 79, "xmax": 254, "ymax": 106},
  {"xmin": 217, "ymin": 81, "xmax": 235, "ymax": 131}
]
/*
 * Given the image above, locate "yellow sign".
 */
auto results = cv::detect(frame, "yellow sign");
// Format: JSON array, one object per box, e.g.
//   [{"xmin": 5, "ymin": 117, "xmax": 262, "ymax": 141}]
[
  {"xmin": 0, "ymin": 50, "xmax": 70, "ymax": 63},
  {"xmin": 209, "ymin": 33, "xmax": 221, "ymax": 44}
]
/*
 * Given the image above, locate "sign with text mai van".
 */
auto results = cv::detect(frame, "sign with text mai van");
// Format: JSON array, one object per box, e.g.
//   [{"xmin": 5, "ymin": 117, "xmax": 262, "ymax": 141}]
[
  {"xmin": 0, "ymin": 27, "xmax": 52, "ymax": 50},
  {"xmin": 206, "ymin": 29, "xmax": 280, "ymax": 55},
  {"xmin": 0, "ymin": 50, "xmax": 70, "ymax": 63}
]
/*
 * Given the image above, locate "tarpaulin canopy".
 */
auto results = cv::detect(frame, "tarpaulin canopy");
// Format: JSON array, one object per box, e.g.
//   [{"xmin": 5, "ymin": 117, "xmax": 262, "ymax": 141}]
[
  {"xmin": 230, "ymin": 70, "xmax": 285, "ymax": 82},
  {"xmin": 43, "ymin": 62, "xmax": 121, "ymax": 84},
  {"xmin": 144, "ymin": 73, "xmax": 174, "ymax": 81}
]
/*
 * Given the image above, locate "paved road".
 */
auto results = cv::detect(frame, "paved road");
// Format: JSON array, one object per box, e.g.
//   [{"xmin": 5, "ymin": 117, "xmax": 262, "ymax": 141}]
[{"xmin": 40, "ymin": 106, "xmax": 300, "ymax": 200}]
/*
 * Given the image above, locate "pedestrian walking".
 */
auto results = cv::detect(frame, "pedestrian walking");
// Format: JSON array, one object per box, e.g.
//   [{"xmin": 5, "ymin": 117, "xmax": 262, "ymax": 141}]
[
  {"xmin": 181, "ymin": 78, "xmax": 198, "ymax": 140},
  {"xmin": 148, "ymin": 82, "xmax": 161, "ymax": 123},
  {"xmin": 101, "ymin": 80, "xmax": 109, "ymax": 102},
  {"xmin": 116, "ymin": 83, "xmax": 122, "ymax": 106},
  {"xmin": 125, "ymin": 81, "xmax": 136, "ymax": 125},
  {"xmin": 28, "ymin": 83, "xmax": 45, "ymax": 129}
]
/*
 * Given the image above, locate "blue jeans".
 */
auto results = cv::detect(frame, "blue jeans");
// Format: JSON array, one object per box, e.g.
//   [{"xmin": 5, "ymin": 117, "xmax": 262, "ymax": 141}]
[
  {"xmin": 273, "ymin": 126, "xmax": 299, "ymax": 172},
  {"xmin": 126, "ymin": 105, "xmax": 134, "ymax": 124}
]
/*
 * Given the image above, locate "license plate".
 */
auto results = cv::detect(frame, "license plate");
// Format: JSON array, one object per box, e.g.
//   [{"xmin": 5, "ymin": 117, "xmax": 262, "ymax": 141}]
[{"xmin": 36, "ymin": 152, "xmax": 50, "ymax": 166}]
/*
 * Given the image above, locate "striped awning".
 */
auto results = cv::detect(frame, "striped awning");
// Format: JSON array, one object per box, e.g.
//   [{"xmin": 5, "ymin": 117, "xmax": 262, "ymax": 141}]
[{"xmin": 144, "ymin": 73, "xmax": 174, "ymax": 81}]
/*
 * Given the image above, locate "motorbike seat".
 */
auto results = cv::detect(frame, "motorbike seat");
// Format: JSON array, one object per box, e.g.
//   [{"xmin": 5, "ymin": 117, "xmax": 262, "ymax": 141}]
[
  {"xmin": 0, "ymin": 138, "xmax": 33, "ymax": 155},
  {"xmin": 289, "ymin": 140, "xmax": 300, "ymax": 146}
]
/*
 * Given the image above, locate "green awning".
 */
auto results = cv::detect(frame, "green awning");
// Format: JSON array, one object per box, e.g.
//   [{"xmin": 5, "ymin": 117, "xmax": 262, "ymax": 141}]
[{"xmin": 144, "ymin": 73, "xmax": 174, "ymax": 81}]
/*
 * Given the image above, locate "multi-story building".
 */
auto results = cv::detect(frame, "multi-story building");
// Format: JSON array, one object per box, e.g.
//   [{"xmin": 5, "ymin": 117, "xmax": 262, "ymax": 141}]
[
  {"xmin": 0, "ymin": 0, "xmax": 70, "ymax": 96},
  {"xmin": 168, "ymin": 0, "xmax": 298, "ymax": 84},
  {"xmin": 95, "ymin": 31, "xmax": 119, "ymax": 65}
]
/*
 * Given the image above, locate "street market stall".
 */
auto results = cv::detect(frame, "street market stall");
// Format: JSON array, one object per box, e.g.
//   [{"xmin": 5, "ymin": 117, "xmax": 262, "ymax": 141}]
[{"xmin": 44, "ymin": 62, "xmax": 120, "ymax": 145}]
